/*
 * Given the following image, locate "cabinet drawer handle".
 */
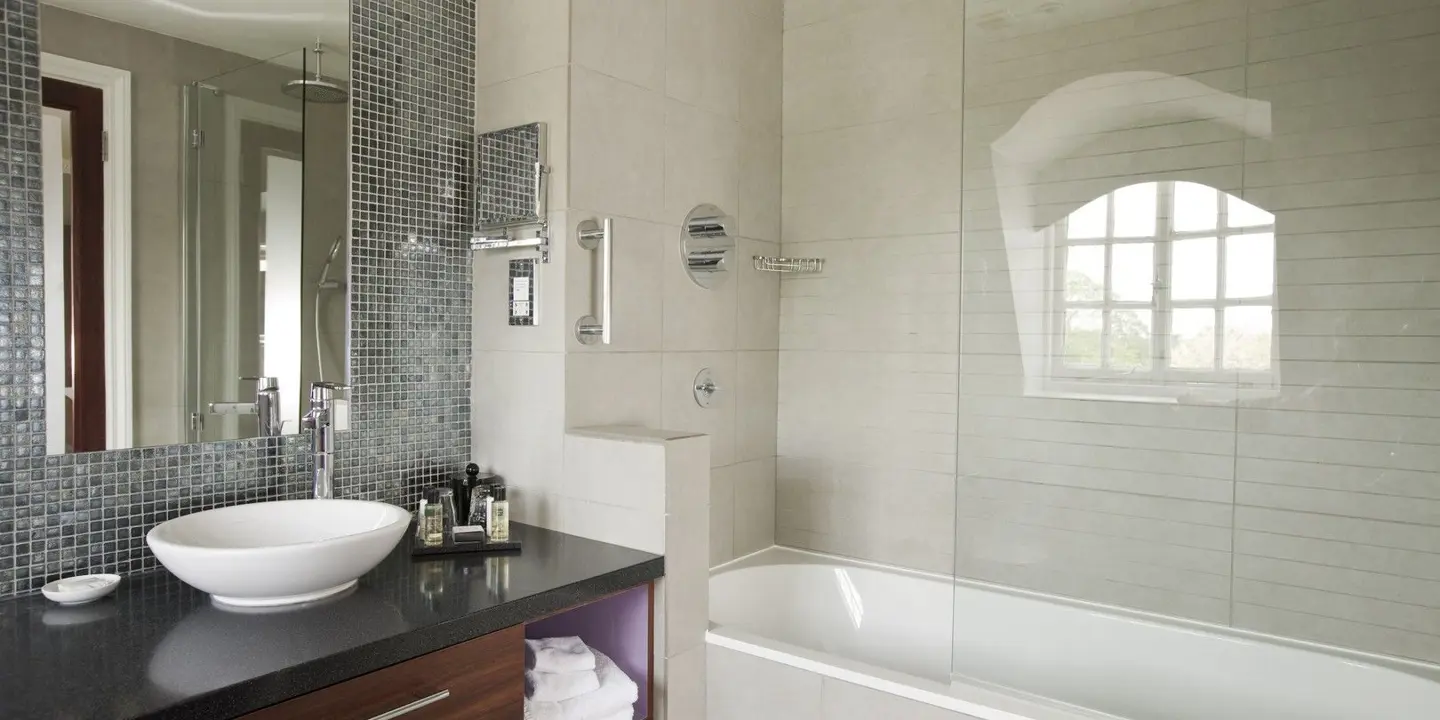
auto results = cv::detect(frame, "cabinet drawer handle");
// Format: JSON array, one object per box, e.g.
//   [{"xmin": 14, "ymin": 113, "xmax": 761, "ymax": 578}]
[{"xmin": 366, "ymin": 690, "xmax": 451, "ymax": 720}]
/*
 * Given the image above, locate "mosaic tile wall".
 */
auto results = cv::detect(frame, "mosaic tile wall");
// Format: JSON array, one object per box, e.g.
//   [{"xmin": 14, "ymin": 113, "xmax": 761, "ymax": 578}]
[
  {"xmin": 0, "ymin": 0, "xmax": 476, "ymax": 599},
  {"xmin": 337, "ymin": 0, "xmax": 475, "ymax": 508}
]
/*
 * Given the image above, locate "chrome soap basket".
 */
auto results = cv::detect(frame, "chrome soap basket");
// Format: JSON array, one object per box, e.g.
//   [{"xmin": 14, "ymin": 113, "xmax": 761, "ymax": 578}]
[{"xmin": 753, "ymin": 256, "xmax": 825, "ymax": 274}]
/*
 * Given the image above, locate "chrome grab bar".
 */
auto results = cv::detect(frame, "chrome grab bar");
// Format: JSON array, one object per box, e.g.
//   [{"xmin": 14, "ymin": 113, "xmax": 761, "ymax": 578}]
[
  {"xmin": 365, "ymin": 689, "xmax": 451, "ymax": 720},
  {"xmin": 575, "ymin": 218, "xmax": 612, "ymax": 345}
]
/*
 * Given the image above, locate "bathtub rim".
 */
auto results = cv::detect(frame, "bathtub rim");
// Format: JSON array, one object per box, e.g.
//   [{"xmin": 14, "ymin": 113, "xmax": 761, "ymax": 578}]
[{"xmin": 709, "ymin": 545, "xmax": 1440, "ymax": 717}]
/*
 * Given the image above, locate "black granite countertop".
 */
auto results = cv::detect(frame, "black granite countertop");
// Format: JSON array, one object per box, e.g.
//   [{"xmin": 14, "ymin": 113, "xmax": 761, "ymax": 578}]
[{"xmin": 0, "ymin": 523, "xmax": 663, "ymax": 720}]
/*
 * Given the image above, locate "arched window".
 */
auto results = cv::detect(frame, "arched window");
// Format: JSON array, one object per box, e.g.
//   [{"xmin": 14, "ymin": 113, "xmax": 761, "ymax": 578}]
[{"xmin": 1049, "ymin": 181, "xmax": 1276, "ymax": 396}]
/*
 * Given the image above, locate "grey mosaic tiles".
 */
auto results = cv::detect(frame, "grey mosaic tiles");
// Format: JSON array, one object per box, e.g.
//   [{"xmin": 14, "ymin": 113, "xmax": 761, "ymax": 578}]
[
  {"xmin": 339, "ymin": 0, "xmax": 474, "ymax": 511},
  {"xmin": 0, "ymin": 0, "xmax": 477, "ymax": 599},
  {"xmin": 477, "ymin": 122, "xmax": 544, "ymax": 227},
  {"xmin": 1, "ymin": 0, "xmax": 48, "ymax": 599}
]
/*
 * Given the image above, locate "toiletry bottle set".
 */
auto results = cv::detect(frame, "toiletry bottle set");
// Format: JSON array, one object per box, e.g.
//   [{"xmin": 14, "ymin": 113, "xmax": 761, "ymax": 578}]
[
  {"xmin": 417, "ymin": 463, "xmax": 509, "ymax": 547},
  {"xmin": 489, "ymin": 486, "xmax": 510, "ymax": 542},
  {"xmin": 418, "ymin": 498, "xmax": 445, "ymax": 547}
]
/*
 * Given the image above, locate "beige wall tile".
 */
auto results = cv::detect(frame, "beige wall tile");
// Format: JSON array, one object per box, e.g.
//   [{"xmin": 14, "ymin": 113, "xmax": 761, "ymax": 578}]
[
  {"xmin": 782, "ymin": 112, "xmax": 963, "ymax": 213},
  {"xmin": 783, "ymin": 0, "xmax": 963, "ymax": 134},
  {"xmin": 664, "ymin": 99, "xmax": 741, "ymax": 228},
  {"xmin": 735, "ymin": 351, "xmax": 779, "ymax": 461},
  {"xmin": 667, "ymin": 434, "xmax": 713, "ymax": 518},
  {"xmin": 737, "ymin": 239, "xmax": 781, "ymax": 350},
  {"xmin": 711, "ymin": 463, "xmax": 738, "ymax": 566},
  {"xmin": 783, "ymin": 190, "xmax": 960, "ymax": 243},
  {"xmin": 666, "ymin": 0, "xmax": 742, "ymax": 120},
  {"xmin": 663, "ymin": 230, "xmax": 740, "ymax": 352},
  {"xmin": 662, "ymin": 352, "xmax": 737, "ymax": 467},
  {"xmin": 476, "ymin": 0, "xmax": 570, "ymax": 87},
  {"xmin": 739, "ymin": 131, "xmax": 783, "ymax": 242},
  {"xmin": 570, "ymin": 67, "xmax": 666, "ymax": 222},
  {"xmin": 740, "ymin": 0, "xmax": 784, "ymax": 26},
  {"xmin": 739, "ymin": 5, "xmax": 783, "ymax": 133},
  {"xmin": 472, "ymin": 351, "xmax": 567, "ymax": 526},
  {"xmin": 564, "ymin": 352, "xmax": 664, "ymax": 428},
  {"xmin": 563, "ymin": 432, "xmax": 667, "ymax": 514},
  {"xmin": 571, "ymin": 0, "xmax": 666, "ymax": 91},
  {"xmin": 663, "ymin": 513, "xmax": 710, "ymax": 655},
  {"xmin": 657, "ymin": 643, "xmax": 707, "ymax": 720},
  {"xmin": 560, "ymin": 495, "xmax": 666, "ymax": 554},
  {"xmin": 783, "ymin": 0, "xmax": 887, "ymax": 30},
  {"xmin": 708, "ymin": 645, "xmax": 822, "ymax": 720},
  {"xmin": 733, "ymin": 457, "xmax": 777, "ymax": 556},
  {"xmin": 1234, "ymin": 602, "xmax": 1440, "ymax": 665}
]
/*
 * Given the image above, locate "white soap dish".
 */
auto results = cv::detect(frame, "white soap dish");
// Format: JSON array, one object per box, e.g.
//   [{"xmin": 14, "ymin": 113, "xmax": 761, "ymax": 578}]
[{"xmin": 41, "ymin": 574, "xmax": 121, "ymax": 605}]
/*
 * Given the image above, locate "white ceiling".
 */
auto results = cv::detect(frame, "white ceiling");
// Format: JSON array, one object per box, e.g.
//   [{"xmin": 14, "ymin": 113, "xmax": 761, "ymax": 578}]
[{"xmin": 42, "ymin": 0, "xmax": 348, "ymax": 71}]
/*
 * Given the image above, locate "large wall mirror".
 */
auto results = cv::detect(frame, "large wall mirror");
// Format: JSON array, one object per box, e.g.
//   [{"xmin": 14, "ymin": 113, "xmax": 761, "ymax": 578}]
[{"xmin": 37, "ymin": 0, "xmax": 350, "ymax": 453}]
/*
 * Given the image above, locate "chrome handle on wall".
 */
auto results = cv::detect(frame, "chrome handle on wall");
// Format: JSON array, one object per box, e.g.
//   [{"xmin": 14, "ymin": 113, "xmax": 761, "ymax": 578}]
[
  {"xmin": 365, "ymin": 689, "xmax": 451, "ymax": 720},
  {"xmin": 575, "ymin": 217, "xmax": 613, "ymax": 345}
]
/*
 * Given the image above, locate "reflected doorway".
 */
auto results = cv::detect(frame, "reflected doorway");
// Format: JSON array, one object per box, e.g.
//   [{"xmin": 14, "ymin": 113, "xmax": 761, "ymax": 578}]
[{"xmin": 41, "ymin": 76, "xmax": 105, "ymax": 453}]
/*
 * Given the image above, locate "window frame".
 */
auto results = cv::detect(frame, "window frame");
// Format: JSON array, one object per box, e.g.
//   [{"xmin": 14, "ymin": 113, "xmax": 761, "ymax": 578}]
[{"xmin": 1045, "ymin": 181, "xmax": 1278, "ymax": 401}]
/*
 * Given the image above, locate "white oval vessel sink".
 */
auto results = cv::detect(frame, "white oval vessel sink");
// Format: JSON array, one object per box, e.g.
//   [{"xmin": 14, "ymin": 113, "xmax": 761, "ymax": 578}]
[{"xmin": 147, "ymin": 499, "xmax": 411, "ymax": 607}]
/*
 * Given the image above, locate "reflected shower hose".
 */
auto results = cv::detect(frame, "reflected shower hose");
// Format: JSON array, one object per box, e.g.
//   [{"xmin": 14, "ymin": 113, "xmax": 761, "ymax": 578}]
[{"xmin": 315, "ymin": 235, "xmax": 345, "ymax": 382}]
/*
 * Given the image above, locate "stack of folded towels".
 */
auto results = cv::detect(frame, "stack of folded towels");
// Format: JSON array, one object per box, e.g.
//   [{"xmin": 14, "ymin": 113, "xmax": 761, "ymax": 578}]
[{"xmin": 524, "ymin": 636, "xmax": 637, "ymax": 720}]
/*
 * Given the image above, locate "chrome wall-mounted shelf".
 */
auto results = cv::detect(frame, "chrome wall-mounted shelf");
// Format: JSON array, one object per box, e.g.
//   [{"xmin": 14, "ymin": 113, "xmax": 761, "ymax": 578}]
[
  {"xmin": 470, "ymin": 231, "xmax": 547, "ymax": 253},
  {"xmin": 473, "ymin": 122, "xmax": 552, "ymax": 262},
  {"xmin": 753, "ymin": 256, "xmax": 824, "ymax": 274}
]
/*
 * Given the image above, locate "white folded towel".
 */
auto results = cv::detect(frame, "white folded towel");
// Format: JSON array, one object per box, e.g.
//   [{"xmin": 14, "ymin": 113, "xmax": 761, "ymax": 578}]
[
  {"xmin": 525, "ymin": 636, "xmax": 597, "ymax": 674},
  {"xmin": 525, "ymin": 649, "xmax": 637, "ymax": 720},
  {"xmin": 526, "ymin": 668, "xmax": 601, "ymax": 703},
  {"xmin": 523, "ymin": 702, "xmax": 632, "ymax": 720}
]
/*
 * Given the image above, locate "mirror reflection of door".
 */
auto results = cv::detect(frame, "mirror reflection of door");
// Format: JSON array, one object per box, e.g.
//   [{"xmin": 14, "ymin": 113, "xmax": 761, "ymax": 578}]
[{"xmin": 41, "ymin": 77, "xmax": 105, "ymax": 454}]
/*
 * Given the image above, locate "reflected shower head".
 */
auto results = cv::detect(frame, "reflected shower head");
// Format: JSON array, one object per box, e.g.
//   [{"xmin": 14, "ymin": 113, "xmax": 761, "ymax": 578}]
[
  {"xmin": 284, "ymin": 78, "xmax": 347, "ymax": 103},
  {"xmin": 316, "ymin": 236, "xmax": 344, "ymax": 292},
  {"xmin": 317, "ymin": 234, "xmax": 346, "ymax": 290},
  {"xmin": 283, "ymin": 42, "xmax": 348, "ymax": 104}
]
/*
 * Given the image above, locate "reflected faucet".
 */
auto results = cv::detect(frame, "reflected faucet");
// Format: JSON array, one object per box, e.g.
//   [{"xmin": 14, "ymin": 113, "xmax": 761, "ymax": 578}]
[
  {"xmin": 208, "ymin": 377, "xmax": 283, "ymax": 437},
  {"xmin": 302, "ymin": 381, "xmax": 349, "ymax": 499}
]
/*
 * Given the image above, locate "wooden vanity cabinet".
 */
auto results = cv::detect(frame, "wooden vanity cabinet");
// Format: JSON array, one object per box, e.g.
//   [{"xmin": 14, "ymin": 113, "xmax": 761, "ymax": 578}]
[{"xmin": 240, "ymin": 625, "xmax": 524, "ymax": 720}]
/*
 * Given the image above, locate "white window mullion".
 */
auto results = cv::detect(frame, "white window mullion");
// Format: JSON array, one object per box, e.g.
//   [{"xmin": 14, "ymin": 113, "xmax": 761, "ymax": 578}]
[
  {"xmin": 1156, "ymin": 181, "xmax": 1176, "ymax": 382},
  {"xmin": 1102, "ymin": 192, "xmax": 1117, "ymax": 371},
  {"xmin": 1215, "ymin": 193, "xmax": 1230, "ymax": 371}
]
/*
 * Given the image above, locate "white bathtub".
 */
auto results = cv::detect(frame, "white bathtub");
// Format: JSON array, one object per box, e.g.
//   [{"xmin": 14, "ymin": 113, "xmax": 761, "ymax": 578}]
[{"xmin": 708, "ymin": 547, "xmax": 1440, "ymax": 720}]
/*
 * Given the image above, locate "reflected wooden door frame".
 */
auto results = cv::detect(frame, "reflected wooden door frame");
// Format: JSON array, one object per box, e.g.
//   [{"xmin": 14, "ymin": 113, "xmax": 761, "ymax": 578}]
[
  {"xmin": 41, "ymin": 53, "xmax": 133, "ymax": 451},
  {"xmin": 42, "ymin": 76, "xmax": 106, "ymax": 453}
]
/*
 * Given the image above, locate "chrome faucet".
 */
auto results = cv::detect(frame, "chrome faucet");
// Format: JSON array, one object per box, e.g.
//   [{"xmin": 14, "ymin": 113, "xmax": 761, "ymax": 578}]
[{"xmin": 302, "ymin": 381, "xmax": 349, "ymax": 499}]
